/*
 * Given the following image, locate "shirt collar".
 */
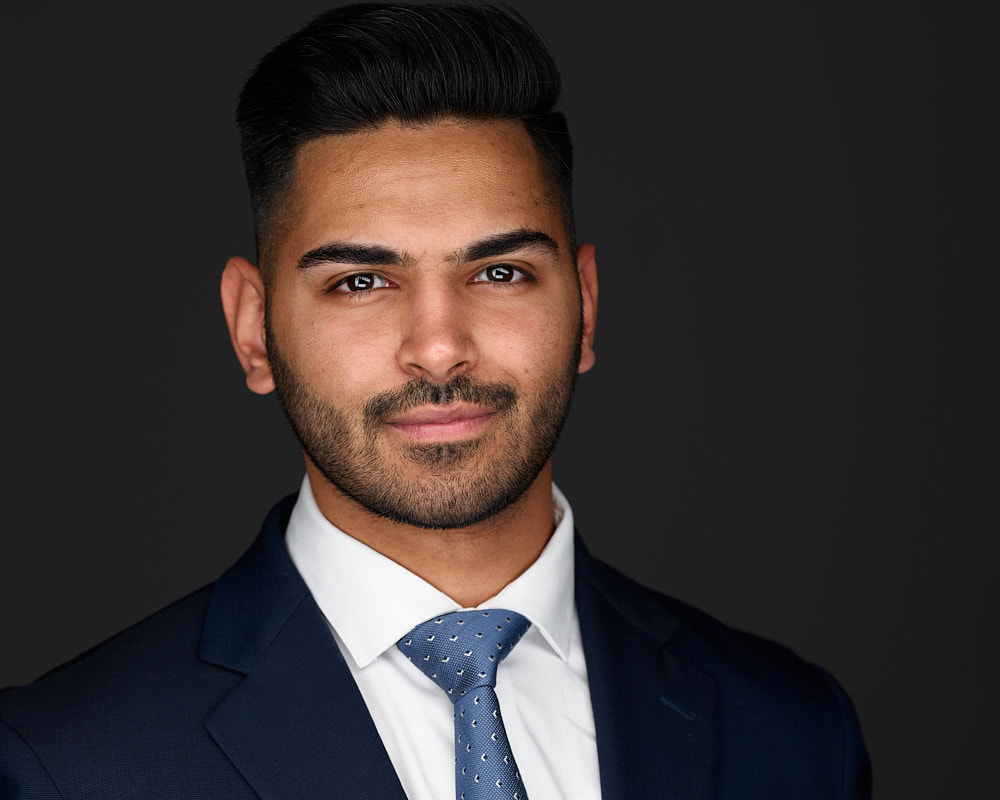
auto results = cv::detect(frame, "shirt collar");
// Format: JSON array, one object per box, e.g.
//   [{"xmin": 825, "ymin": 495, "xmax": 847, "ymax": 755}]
[{"xmin": 284, "ymin": 475, "xmax": 576, "ymax": 669}]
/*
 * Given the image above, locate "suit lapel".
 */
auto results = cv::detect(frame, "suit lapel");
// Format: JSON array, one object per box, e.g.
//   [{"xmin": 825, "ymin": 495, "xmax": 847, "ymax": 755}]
[
  {"xmin": 199, "ymin": 496, "xmax": 407, "ymax": 800},
  {"xmin": 576, "ymin": 537, "xmax": 718, "ymax": 800},
  {"xmin": 196, "ymin": 500, "xmax": 718, "ymax": 799}
]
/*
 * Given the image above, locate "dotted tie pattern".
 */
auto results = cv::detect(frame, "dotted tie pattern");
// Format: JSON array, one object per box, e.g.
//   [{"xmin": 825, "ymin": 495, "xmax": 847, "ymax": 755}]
[{"xmin": 398, "ymin": 610, "xmax": 531, "ymax": 800}]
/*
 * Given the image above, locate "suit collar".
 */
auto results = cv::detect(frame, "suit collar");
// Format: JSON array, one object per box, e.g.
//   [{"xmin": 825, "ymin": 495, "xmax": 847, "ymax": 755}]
[
  {"xmin": 196, "ymin": 500, "xmax": 718, "ymax": 800},
  {"xmin": 199, "ymin": 494, "xmax": 407, "ymax": 800},
  {"xmin": 198, "ymin": 495, "xmax": 306, "ymax": 673},
  {"xmin": 575, "ymin": 535, "xmax": 718, "ymax": 800},
  {"xmin": 574, "ymin": 535, "xmax": 681, "ymax": 644}
]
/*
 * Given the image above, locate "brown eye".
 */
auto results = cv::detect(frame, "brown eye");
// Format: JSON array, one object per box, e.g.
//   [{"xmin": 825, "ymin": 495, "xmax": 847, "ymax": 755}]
[
  {"xmin": 472, "ymin": 264, "xmax": 528, "ymax": 284},
  {"xmin": 487, "ymin": 265, "xmax": 514, "ymax": 282},
  {"xmin": 333, "ymin": 273, "xmax": 391, "ymax": 292}
]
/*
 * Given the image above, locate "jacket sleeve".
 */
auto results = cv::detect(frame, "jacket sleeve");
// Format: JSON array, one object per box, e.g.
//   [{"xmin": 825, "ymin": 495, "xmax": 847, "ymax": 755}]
[
  {"xmin": 0, "ymin": 719, "xmax": 65, "ymax": 800},
  {"xmin": 815, "ymin": 666, "xmax": 873, "ymax": 800}
]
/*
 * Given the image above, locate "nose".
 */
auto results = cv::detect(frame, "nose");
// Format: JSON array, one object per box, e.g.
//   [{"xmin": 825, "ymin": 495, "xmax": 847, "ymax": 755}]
[{"xmin": 396, "ymin": 282, "xmax": 477, "ymax": 382}]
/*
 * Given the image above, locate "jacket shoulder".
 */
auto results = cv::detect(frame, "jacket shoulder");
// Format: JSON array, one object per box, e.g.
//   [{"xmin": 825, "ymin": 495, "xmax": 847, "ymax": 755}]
[
  {"xmin": 579, "ymin": 541, "xmax": 835, "ymax": 686},
  {"xmin": 577, "ymin": 544, "xmax": 872, "ymax": 797},
  {"xmin": 0, "ymin": 584, "xmax": 253, "ymax": 797},
  {"xmin": 2, "ymin": 585, "xmax": 213, "ymax": 702}
]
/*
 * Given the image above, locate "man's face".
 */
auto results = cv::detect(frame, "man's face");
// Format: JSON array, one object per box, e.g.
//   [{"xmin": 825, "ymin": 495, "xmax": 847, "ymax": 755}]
[{"xmin": 253, "ymin": 119, "xmax": 596, "ymax": 529}]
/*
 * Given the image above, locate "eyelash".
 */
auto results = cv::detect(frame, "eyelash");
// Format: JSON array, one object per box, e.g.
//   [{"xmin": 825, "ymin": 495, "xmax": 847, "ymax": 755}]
[
  {"xmin": 329, "ymin": 264, "xmax": 531, "ymax": 297},
  {"xmin": 329, "ymin": 273, "xmax": 394, "ymax": 296},
  {"xmin": 471, "ymin": 264, "xmax": 531, "ymax": 285}
]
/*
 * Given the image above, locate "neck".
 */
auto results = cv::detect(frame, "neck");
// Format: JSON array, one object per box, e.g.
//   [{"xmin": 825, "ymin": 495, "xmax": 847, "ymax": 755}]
[{"xmin": 305, "ymin": 462, "xmax": 556, "ymax": 607}]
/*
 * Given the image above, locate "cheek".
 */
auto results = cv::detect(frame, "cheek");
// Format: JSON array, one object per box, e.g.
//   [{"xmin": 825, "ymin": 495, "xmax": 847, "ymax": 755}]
[
  {"xmin": 278, "ymin": 307, "xmax": 401, "ymax": 399},
  {"xmin": 485, "ymin": 302, "xmax": 578, "ymax": 381}
]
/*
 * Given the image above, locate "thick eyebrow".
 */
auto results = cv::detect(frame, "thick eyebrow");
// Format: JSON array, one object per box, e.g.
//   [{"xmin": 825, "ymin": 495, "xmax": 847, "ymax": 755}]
[
  {"xmin": 459, "ymin": 228, "xmax": 560, "ymax": 263},
  {"xmin": 297, "ymin": 242, "xmax": 404, "ymax": 270},
  {"xmin": 296, "ymin": 228, "xmax": 559, "ymax": 271}
]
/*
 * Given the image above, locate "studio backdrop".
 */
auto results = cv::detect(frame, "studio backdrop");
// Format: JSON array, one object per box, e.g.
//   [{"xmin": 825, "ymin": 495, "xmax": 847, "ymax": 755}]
[{"xmin": 0, "ymin": 2, "xmax": 993, "ymax": 798}]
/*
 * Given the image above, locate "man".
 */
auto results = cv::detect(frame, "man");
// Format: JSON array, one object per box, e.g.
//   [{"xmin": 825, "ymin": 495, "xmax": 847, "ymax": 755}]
[{"xmin": 0, "ymin": 4, "xmax": 871, "ymax": 798}]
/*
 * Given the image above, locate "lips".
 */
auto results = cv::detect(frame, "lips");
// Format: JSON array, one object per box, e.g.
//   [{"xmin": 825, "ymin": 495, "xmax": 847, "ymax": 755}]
[
  {"xmin": 387, "ymin": 403, "xmax": 497, "ymax": 441},
  {"xmin": 389, "ymin": 403, "xmax": 495, "ymax": 426}
]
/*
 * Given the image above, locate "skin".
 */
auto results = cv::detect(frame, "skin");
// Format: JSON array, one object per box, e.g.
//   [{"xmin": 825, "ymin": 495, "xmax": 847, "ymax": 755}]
[{"xmin": 221, "ymin": 119, "xmax": 598, "ymax": 606}]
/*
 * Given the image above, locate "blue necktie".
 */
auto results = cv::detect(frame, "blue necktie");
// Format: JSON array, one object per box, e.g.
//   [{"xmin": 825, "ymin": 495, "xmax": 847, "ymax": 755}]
[{"xmin": 398, "ymin": 609, "xmax": 531, "ymax": 800}]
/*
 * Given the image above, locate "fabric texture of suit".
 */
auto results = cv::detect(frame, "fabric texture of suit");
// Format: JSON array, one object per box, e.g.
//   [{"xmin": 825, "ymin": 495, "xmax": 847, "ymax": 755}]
[{"xmin": 0, "ymin": 495, "xmax": 872, "ymax": 799}]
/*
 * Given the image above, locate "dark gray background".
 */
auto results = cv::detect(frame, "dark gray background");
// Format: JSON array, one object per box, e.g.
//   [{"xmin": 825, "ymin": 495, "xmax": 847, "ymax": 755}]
[{"xmin": 1, "ymin": 1, "xmax": 994, "ymax": 797}]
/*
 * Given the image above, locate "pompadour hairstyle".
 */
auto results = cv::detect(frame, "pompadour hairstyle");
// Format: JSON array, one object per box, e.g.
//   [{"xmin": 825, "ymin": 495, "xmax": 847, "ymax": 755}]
[{"xmin": 236, "ymin": 2, "xmax": 574, "ymax": 265}]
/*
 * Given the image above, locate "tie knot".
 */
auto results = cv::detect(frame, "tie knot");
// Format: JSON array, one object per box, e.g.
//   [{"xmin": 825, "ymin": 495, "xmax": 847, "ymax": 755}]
[{"xmin": 397, "ymin": 609, "xmax": 531, "ymax": 702}]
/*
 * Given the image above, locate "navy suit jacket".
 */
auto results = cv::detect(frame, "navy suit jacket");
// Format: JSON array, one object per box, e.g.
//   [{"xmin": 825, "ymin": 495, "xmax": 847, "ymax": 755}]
[{"xmin": 1, "ymin": 496, "xmax": 871, "ymax": 798}]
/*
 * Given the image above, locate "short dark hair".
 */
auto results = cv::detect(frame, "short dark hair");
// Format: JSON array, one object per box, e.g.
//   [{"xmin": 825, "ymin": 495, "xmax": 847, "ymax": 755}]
[{"xmin": 237, "ymin": 2, "xmax": 574, "ymax": 268}]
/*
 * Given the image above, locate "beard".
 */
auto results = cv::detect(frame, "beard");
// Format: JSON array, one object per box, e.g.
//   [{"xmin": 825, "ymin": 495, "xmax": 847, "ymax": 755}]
[{"xmin": 267, "ymin": 332, "xmax": 580, "ymax": 530}]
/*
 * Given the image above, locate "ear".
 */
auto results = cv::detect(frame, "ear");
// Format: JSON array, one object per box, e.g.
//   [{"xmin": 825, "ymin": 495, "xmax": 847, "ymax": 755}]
[
  {"xmin": 576, "ymin": 242, "xmax": 599, "ymax": 374},
  {"xmin": 220, "ymin": 256, "xmax": 275, "ymax": 395}
]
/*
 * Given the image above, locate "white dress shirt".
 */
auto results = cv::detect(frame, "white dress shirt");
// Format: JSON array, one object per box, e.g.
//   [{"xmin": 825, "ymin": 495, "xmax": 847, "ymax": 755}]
[{"xmin": 285, "ymin": 475, "xmax": 602, "ymax": 800}]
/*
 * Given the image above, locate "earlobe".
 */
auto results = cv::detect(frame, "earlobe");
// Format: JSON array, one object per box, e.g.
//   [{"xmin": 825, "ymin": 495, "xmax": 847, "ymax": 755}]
[
  {"xmin": 576, "ymin": 243, "xmax": 599, "ymax": 374},
  {"xmin": 220, "ymin": 256, "xmax": 275, "ymax": 395}
]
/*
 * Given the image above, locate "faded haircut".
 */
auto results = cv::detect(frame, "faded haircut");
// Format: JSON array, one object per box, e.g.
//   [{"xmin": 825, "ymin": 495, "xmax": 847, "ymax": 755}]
[{"xmin": 236, "ymin": 2, "xmax": 574, "ymax": 271}]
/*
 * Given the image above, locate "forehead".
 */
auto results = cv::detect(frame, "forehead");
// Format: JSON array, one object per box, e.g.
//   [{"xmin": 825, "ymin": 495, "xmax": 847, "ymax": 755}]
[{"xmin": 275, "ymin": 119, "xmax": 564, "ymax": 263}]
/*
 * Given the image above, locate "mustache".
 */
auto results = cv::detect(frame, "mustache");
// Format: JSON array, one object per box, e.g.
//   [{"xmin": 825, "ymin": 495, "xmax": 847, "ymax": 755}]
[{"xmin": 363, "ymin": 375, "xmax": 517, "ymax": 424}]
